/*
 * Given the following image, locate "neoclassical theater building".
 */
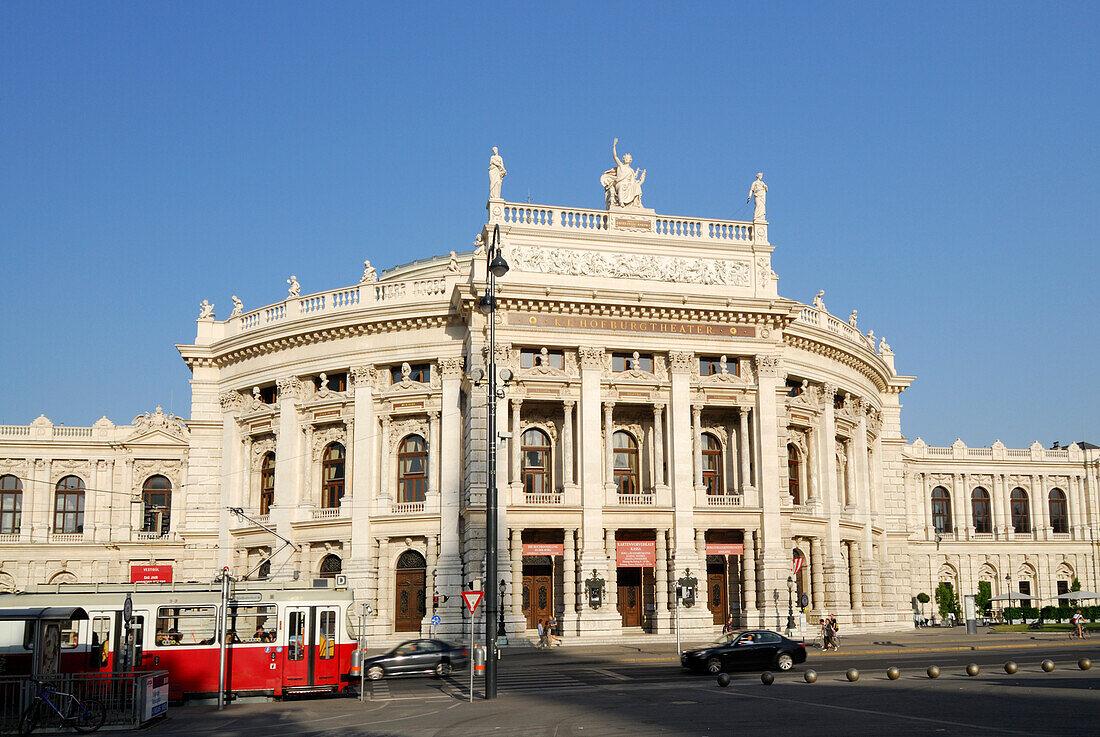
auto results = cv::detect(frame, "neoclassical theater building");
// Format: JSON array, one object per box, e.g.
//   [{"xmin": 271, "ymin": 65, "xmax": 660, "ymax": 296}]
[{"xmin": 1, "ymin": 152, "xmax": 1098, "ymax": 642}]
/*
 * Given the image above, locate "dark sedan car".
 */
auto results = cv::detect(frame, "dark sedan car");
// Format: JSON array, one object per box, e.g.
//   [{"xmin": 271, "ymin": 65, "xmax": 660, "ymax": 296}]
[
  {"xmin": 681, "ymin": 630, "xmax": 807, "ymax": 674},
  {"xmin": 362, "ymin": 639, "xmax": 468, "ymax": 680}
]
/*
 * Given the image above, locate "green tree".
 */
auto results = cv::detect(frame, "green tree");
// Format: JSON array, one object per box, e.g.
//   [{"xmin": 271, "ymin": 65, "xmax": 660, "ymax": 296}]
[
  {"xmin": 935, "ymin": 582, "xmax": 960, "ymax": 621},
  {"xmin": 1071, "ymin": 578, "xmax": 1082, "ymax": 592},
  {"xmin": 916, "ymin": 592, "xmax": 930, "ymax": 619},
  {"xmin": 976, "ymin": 580, "xmax": 992, "ymax": 615}
]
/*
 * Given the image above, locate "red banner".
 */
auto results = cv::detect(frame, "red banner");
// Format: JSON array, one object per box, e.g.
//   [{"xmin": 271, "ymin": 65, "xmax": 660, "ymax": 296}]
[
  {"xmin": 522, "ymin": 543, "xmax": 564, "ymax": 556},
  {"xmin": 616, "ymin": 541, "xmax": 656, "ymax": 567},
  {"xmin": 131, "ymin": 565, "xmax": 172, "ymax": 583},
  {"xmin": 705, "ymin": 543, "xmax": 745, "ymax": 556},
  {"xmin": 792, "ymin": 556, "xmax": 804, "ymax": 575}
]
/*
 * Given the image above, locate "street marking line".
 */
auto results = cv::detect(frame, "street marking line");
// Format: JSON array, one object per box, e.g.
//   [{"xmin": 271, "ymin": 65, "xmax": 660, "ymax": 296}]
[
  {"xmin": 718, "ymin": 686, "xmax": 1040, "ymax": 735},
  {"xmin": 589, "ymin": 667, "xmax": 631, "ymax": 681}
]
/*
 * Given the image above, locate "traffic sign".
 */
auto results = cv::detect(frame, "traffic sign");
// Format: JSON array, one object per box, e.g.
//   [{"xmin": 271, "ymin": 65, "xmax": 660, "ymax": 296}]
[
  {"xmin": 430, "ymin": 614, "xmax": 441, "ymax": 626},
  {"xmin": 123, "ymin": 594, "xmax": 133, "ymax": 624},
  {"xmin": 799, "ymin": 592, "xmax": 810, "ymax": 609},
  {"xmin": 462, "ymin": 590, "xmax": 483, "ymax": 614}
]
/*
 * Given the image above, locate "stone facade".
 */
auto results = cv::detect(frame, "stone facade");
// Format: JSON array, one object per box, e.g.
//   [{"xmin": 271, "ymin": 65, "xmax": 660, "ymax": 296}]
[{"xmin": 1, "ymin": 175, "xmax": 1098, "ymax": 645}]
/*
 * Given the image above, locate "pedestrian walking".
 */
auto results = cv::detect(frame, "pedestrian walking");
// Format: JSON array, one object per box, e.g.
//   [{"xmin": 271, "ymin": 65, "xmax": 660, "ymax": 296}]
[
  {"xmin": 723, "ymin": 616, "xmax": 736, "ymax": 637},
  {"xmin": 548, "ymin": 615, "xmax": 560, "ymax": 647},
  {"xmin": 537, "ymin": 619, "xmax": 549, "ymax": 649}
]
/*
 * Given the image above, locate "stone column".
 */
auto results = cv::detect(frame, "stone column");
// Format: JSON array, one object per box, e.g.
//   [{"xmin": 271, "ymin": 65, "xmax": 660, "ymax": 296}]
[
  {"xmin": 692, "ymin": 405, "xmax": 703, "ymax": 490},
  {"xmin": 655, "ymin": 528, "xmax": 669, "ymax": 632},
  {"xmin": 921, "ymin": 473, "xmax": 933, "ymax": 538},
  {"xmin": 743, "ymin": 530, "xmax": 757, "ymax": 626},
  {"xmin": 652, "ymin": 404, "xmax": 665, "ymax": 488},
  {"xmin": 428, "ymin": 411, "xmax": 441, "ymax": 508},
  {"xmin": 422, "ymin": 534, "xmax": 439, "ymax": 636},
  {"xmin": 218, "ymin": 393, "xmax": 243, "ymax": 564},
  {"xmin": 820, "ymin": 384, "xmax": 846, "ymax": 612},
  {"xmin": 562, "ymin": 400, "xmax": 575, "ymax": 486},
  {"xmin": 510, "ymin": 528, "xmax": 524, "ymax": 624},
  {"xmin": 754, "ymin": 355, "xmax": 788, "ymax": 625},
  {"xmin": 603, "ymin": 402, "xmax": 615, "ymax": 493},
  {"xmin": 1002, "ymin": 474, "xmax": 1016, "ymax": 540},
  {"xmin": 437, "ymin": 358, "xmax": 463, "ymax": 636},
  {"xmin": 1032, "ymin": 474, "xmax": 1047, "ymax": 538},
  {"xmin": 271, "ymin": 376, "xmax": 303, "ymax": 579},
  {"xmin": 991, "ymin": 473, "xmax": 1005, "ymax": 536},
  {"xmin": 563, "ymin": 528, "xmax": 577, "ymax": 630},
  {"xmin": 738, "ymin": 408, "xmax": 752, "ymax": 492},
  {"xmin": 379, "ymin": 414, "xmax": 392, "ymax": 508},
  {"xmin": 853, "ymin": 407, "xmax": 876, "ymax": 607},
  {"xmin": 376, "ymin": 537, "xmax": 392, "ymax": 632},
  {"xmin": 604, "ymin": 528, "xmax": 618, "ymax": 612},
  {"xmin": 849, "ymin": 541, "xmax": 863, "ymax": 610},
  {"xmin": 300, "ymin": 424, "xmax": 313, "ymax": 507},
  {"xmin": 811, "ymin": 537, "xmax": 825, "ymax": 610},
  {"xmin": 806, "ymin": 428, "xmax": 818, "ymax": 504},
  {"xmin": 510, "ymin": 399, "xmax": 523, "ymax": 487},
  {"xmin": 577, "ymin": 347, "xmax": 615, "ymax": 630}
]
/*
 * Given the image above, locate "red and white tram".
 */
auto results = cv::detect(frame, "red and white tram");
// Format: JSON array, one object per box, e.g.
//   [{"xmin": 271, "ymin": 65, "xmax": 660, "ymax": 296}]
[{"xmin": 0, "ymin": 580, "xmax": 359, "ymax": 700}]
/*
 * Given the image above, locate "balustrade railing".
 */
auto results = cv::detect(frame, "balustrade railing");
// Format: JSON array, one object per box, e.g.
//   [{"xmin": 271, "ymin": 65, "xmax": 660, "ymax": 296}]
[
  {"xmin": 524, "ymin": 493, "xmax": 563, "ymax": 505},
  {"xmin": 499, "ymin": 201, "xmax": 756, "ymax": 244},
  {"xmin": 134, "ymin": 531, "xmax": 168, "ymax": 541},
  {"xmin": 706, "ymin": 494, "xmax": 744, "ymax": 507},
  {"xmin": 310, "ymin": 507, "xmax": 343, "ymax": 520},
  {"xmin": 0, "ymin": 534, "xmax": 19, "ymax": 543},
  {"xmin": 392, "ymin": 501, "xmax": 425, "ymax": 514},
  {"xmin": 617, "ymin": 494, "xmax": 655, "ymax": 506},
  {"xmin": 0, "ymin": 426, "xmax": 30, "ymax": 436},
  {"xmin": 49, "ymin": 533, "xmax": 84, "ymax": 543}
]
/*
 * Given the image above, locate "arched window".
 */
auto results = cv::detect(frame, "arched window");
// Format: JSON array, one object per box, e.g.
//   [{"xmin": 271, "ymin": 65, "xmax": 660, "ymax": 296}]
[
  {"xmin": 1048, "ymin": 489, "xmax": 1068, "ymax": 534},
  {"xmin": 1010, "ymin": 488, "xmax": 1030, "ymax": 533},
  {"xmin": 260, "ymin": 453, "xmax": 275, "ymax": 515},
  {"xmin": 612, "ymin": 431, "xmax": 639, "ymax": 495},
  {"xmin": 0, "ymin": 475, "xmax": 22, "ymax": 535},
  {"xmin": 971, "ymin": 487, "xmax": 991, "ymax": 534},
  {"xmin": 397, "ymin": 435, "xmax": 427, "ymax": 503},
  {"xmin": 931, "ymin": 486, "xmax": 952, "ymax": 534},
  {"xmin": 521, "ymin": 429, "xmax": 551, "ymax": 495},
  {"xmin": 321, "ymin": 443, "xmax": 345, "ymax": 509},
  {"xmin": 319, "ymin": 554, "xmax": 342, "ymax": 579},
  {"xmin": 142, "ymin": 475, "xmax": 172, "ymax": 536},
  {"xmin": 702, "ymin": 434, "xmax": 722, "ymax": 495},
  {"xmin": 786, "ymin": 444, "xmax": 802, "ymax": 504},
  {"xmin": 54, "ymin": 476, "xmax": 85, "ymax": 535},
  {"xmin": 258, "ymin": 559, "xmax": 271, "ymax": 579}
]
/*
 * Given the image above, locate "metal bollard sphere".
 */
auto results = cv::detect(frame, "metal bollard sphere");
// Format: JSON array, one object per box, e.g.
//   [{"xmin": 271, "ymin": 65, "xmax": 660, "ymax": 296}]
[
  {"xmin": 927, "ymin": 665, "xmax": 940, "ymax": 679},
  {"xmin": 1004, "ymin": 661, "xmax": 1018, "ymax": 674},
  {"xmin": 804, "ymin": 669, "xmax": 818, "ymax": 683},
  {"xmin": 1041, "ymin": 659, "xmax": 1055, "ymax": 673},
  {"xmin": 761, "ymin": 671, "xmax": 774, "ymax": 685},
  {"xmin": 886, "ymin": 666, "xmax": 900, "ymax": 680},
  {"xmin": 966, "ymin": 663, "xmax": 980, "ymax": 677},
  {"xmin": 846, "ymin": 668, "xmax": 860, "ymax": 682},
  {"xmin": 1079, "ymin": 658, "xmax": 1092, "ymax": 671},
  {"xmin": 717, "ymin": 672, "xmax": 731, "ymax": 687}
]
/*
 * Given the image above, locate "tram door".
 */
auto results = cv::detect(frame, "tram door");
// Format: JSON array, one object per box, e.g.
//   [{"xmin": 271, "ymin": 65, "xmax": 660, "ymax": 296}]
[{"xmin": 283, "ymin": 606, "xmax": 341, "ymax": 689}]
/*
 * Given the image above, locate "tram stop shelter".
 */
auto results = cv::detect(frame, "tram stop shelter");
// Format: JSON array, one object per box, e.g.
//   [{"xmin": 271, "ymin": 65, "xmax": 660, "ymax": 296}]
[{"xmin": 0, "ymin": 606, "xmax": 89, "ymax": 677}]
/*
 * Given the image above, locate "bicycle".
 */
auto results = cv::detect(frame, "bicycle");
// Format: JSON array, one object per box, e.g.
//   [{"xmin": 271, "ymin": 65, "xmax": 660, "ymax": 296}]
[
  {"xmin": 19, "ymin": 678, "xmax": 106, "ymax": 735},
  {"xmin": 1069, "ymin": 624, "xmax": 1089, "ymax": 640}
]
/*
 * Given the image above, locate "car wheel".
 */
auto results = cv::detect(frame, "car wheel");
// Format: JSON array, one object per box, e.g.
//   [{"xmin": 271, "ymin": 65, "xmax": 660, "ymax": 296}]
[
  {"xmin": 777, "ymin": 654, "xmax": 794, "ymax": 671},
  {"xmin": 435, "ymin": 661, "xmax": 451, "ymax": 677},
  {"xmin": 706, "ymin": 657, "xmax": 723, "ymax": 674},
  {"xmin": 367, "ymin": 665, "xmax": 385, "ymax": 680}
]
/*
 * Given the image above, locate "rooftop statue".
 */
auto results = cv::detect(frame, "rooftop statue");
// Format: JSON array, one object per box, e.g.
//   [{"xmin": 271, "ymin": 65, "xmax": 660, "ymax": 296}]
[
  {"xmin": 813, "ymin": 290, "xmax": 827, "ymax": 312},
  {"xmin": 488, "ymin": 146, "xmax": 507, "ymax": 200},
  {"xmin": 287, "ymin": 275, "xmax": 300, "ymax": 297},
  {"xmin": 747, "ymin": 172, "xmax": 767, "ymax": 222},
  {"xmin": 198, "ymin": 300, "xmax": 215, "ymax": 319},
  {"xmin": 848, "ymin": 309, "xmax": 858, "ymax": 327},
  {"xmin": 361, "ymin": 260, "xmax": 378, "ymax": 284},
  {"xmin": 601, "ymin": 138, "xmax": 646, "ymax": 209},
  {"xmin": 230, "ymin": 295, "xmax": 243, "ymax": 317}
]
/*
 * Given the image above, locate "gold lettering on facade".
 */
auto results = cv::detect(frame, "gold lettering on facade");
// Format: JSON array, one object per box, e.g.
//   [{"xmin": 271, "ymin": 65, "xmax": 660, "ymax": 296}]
[{"xmin": 510, "ymin": 312, "xmax": 756, "ymax": 338}]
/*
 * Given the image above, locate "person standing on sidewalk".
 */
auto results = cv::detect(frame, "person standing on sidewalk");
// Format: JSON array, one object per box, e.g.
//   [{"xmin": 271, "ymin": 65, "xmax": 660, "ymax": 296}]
[
  {"xmin": 536, "ymin": 619, "xmax": 549, "ymax": 649},
  {"xmin": 547, "ymin": 615, "xmax": 560, "ymax": 647}
]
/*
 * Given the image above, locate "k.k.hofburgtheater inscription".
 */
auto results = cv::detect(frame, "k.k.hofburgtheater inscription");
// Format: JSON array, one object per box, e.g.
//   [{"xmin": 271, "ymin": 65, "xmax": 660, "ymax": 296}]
[{"xmin": 510, "ymin": 312, "xmax": 757, "ymax": 338}]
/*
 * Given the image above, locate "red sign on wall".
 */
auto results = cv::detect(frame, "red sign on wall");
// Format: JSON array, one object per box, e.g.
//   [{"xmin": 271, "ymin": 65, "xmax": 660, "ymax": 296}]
[
  {"xmin": 705, "ymin": 543, "xmax": 745, "ymax": 556},
  {"xmin": 616, "ymin": 541, "xmax": 656, "ymax": 567},
  {"xmin": 522, "ymin": 543, "xmax": 565, "ymax": 557},
  {"xmin": 131, "ymin": 565, "xmax": 172, "ymax": 583}
]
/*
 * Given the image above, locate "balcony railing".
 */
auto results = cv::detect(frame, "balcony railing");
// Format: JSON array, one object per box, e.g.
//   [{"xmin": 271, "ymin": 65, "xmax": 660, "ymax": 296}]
[
  {"xmin": 706, "ymin": 494, "xmax": 744, "ymax": 507},
  {"xmin": 0, "ymin": 533, "xmax": 19, "ymax": 543},
  {"xmin": 524, "ymin": 493, "xmax": 563, "ymax": 505},
  {"xmin": 134, "ymin": 531, "xmax": 169, "ymax": 541},
  {"xmin": 617, "ymin": 494, "xmax": 655, "ymax": 506},
  {"xmin": 49, "ymin": 533, "xmax": 84, "ymax": 543},
  {"xmin": 392, "ymin": 501, "xmax": 425, "ymax": 514},
  {"xmin": 310, "ymin": 507, "xmax": 344, "ymax": 520}
]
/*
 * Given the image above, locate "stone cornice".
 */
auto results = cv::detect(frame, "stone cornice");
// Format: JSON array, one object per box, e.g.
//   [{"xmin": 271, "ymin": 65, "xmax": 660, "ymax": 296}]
[{"xmin": 784, "ymin": 333, "xmax": 893, "ymax": 393}]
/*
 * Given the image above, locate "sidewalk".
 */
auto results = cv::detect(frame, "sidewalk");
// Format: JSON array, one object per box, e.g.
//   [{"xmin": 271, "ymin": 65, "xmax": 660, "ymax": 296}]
[{"xmin": 501, "ymin": 628, "xmax": 1088, "ymax": 663}]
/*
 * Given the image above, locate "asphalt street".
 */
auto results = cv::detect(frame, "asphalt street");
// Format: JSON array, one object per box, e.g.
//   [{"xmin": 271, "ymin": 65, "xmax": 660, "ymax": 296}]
[{"xmin": 146, "ymin": 639, "xmax": 1100, "ymax": 737}]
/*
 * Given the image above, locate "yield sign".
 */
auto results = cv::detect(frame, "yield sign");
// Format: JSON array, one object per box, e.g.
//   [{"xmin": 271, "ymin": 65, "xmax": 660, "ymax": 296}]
[{"xmin": 462, "ymin": 590, "xmax": 484, "ymax": 614}]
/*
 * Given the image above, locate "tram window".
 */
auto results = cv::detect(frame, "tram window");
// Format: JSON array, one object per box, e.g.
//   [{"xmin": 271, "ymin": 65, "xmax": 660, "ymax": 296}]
[
  {"xmin": 288, "ymin": 611, "xmax": 305, "ymax": 661},
  {"xmin": 60, "ymin": 620, "xmax": 78, "ymax": 649},
  {"xmin": 91, "ymin": 617, "xmax": 110, "ymax": 667},
  {"xmin": 318, "ymin": 610, "xmax": 336, "ymax": 659},
  {"xmin": 156, "ymin": 606, "xmax": 216, "ymax": 646},
  {"xmin": 227, "ymin": 605, "xmax": 277, "ymax": 643}
]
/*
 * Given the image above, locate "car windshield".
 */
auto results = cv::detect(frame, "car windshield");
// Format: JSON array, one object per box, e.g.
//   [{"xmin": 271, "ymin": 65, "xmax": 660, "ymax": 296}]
[{"xmin": 711, "ymin": 631, "xmax": 742, "ymax": 646}]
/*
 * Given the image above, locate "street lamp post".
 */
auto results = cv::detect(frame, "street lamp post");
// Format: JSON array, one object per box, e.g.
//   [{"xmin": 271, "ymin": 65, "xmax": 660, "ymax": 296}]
[
  {"xmin": 498, "ymin": 578, "xmax": 507, "ymax": 638},
  {"xmin": 479, "ymin": 224, "xmax": 509, "ymax": 700},
  {"xmin": 1005, "ymin": 573, "xmax": 1013, "ymax": 625},
  {"xmin": 786, "ymin": 576, "xmax": 796, "ymax": 636}
]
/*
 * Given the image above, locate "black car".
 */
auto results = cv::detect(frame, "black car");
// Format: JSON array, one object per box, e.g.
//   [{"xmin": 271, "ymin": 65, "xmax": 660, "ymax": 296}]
[
  {"xmin": 362, "ymin": 639, "xmax": 469, "ymax": 680},
  {"xmin": 681, "ymin": 630, "xmax": 807, "ymax": 674}
]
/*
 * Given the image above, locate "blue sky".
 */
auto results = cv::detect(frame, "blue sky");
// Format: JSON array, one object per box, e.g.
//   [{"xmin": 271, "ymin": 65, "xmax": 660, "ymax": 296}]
[{"xmin": 1, "ymin": 2, "xmax": 1097, "ymax": 447}]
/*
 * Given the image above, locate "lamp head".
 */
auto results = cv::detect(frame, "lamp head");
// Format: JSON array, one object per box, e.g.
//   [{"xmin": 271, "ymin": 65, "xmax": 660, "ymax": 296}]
[
  {"xmin": 478, "ymin": 294, "xmax": 494, "ymax": 315},
  {"xmin": 489, "ymin": 252, "xmax": 509, "ymax": 278}
]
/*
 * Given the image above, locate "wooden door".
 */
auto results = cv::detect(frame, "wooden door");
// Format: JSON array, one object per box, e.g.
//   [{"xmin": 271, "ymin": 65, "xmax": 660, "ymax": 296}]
[
  {"xmin": 618, "ymin": 568, "xmax": 642, "ymax": 627},
  {"xmin": 395, "ymin": 569, "xmax": 426, "ymax": 632},
  {"xmin": 522, "ymin": 575, "xmax": 552, "ymax": 629},
  {"xmin": 707, "ymin": 566, "xmax": 728, "ymax": 625}
]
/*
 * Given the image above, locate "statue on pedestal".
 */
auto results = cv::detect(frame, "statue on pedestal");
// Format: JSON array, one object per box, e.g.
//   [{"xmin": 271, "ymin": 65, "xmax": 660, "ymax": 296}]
[
  {"xmin": 747, "ymin": 172, "xmax": 768, "ymax": 222},
  {"xmin": 488, "ymin": 146, "xmax": 507, "ymax": 200},
  {"xmin": 287, "ymin": 275, "xmax": 300, "ymax": 297},
  {"xmin": 230, "ymin": 295, "xmax": 243, "ymax": 317},
  {"xmin": 361, "ymin": 260, "xmax": 377, "ymax": 284},
  {"xmin": 601, "ymin": 138, "xmax": 646, "ymax": 209},
  {"xmin": 813, "ymin": 290, "xmax": 827, "ymax": 312},
  {"xmin": 198, "ymin": 300, "xmax": 215, "ymax": 319},
  {"xmin": 848, "ymin": 310, "xmax": 858, "ymax": 327}
]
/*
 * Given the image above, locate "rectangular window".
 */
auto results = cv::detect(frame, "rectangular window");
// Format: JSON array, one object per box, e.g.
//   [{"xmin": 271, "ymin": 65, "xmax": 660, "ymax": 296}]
[
  {"xmin": 314, "ymin": 372, "xmax": 347, "ymax": 392},
  {"xmin": 60, "ymin": 619, "xmax": 79, "ymax": 649},
  {"xmin": 391, "ymin": 364, "xmax": 430, "ymax": 383},
  {"xmin": 91, "ymin": 616, "xmax": 110, "ymax": 667},
  {"xmin": 288, "ymin": 611, "xmax": 305, "ymax": 661},
  {"xmin": 156, "ymin": 606, "xmax": 217, "ymax": 647},
  {"xmin": 259, "ymin": 385, "xmax": 278, "ymax": 404},
  {"xmin": 227, "ymin": 604, "xmax": 277, "ymax": 643},
  {"xmin": 520, "ymin": 348, "xmax": 564, "ymax": 369},
  {"xmin": 318, "ymin": 610, "xmax": 336, "ymax": 659},
  {"xmin": 700, "ymin": 357, "xmax": 737, "ymax": 377},
  {"xmin": 0, "ymin": 491, "xmax": 20, "ymax": 534},
  {"xmin": 612, "ymin": 353, "xmax": 653, "ymax": 372}
]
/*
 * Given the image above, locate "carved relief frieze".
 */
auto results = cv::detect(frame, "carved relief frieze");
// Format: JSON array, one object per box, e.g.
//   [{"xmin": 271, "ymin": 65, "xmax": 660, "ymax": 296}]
[
  {"xmin": 787, "ymin": 429, "xmax": 809, "ymax": 456},
  {"xmin": 0, "ymin": 459, "xmax": 29, "ymax": 478},
  {"xmin": 577, "ymin": 346, "xmax": 605, "ymax": 371},
  {"xmin": 836, "ymin": 394, "xmax": 862, "ymax": 424},
  {"xmin": 787, "ymin": 380, "xmax": 823, "ymax": 412},
  {"xmin": 51, "ymin": 460, "xmax": 92, "ymax": 484},
  {"xmin": 251, "ymin": 437, "xmax": 277, "ymax": 470},
  {"xmin": 438, "ymin": 357, "xmax": 465, "ymax": 378},
  {"xmin": 521, "ymin": 414, "xmax": 559, "ymax": 443},
  {"xmin": 668, "ymin": 350, "xmax": 695, "ymax": 374},
  {"xmin": 276, "ymin": 376, "xmax": 304, "ymax": 401},
  {"xmin": 349, "ymin": 365, "xmax": 376, "ymax": 388},
  {"xmin": 219, "ymin": 391, "xmax": 244, "ymax": 413},
  {"xmin": 508, "ymin": 244, "xmax": 752, "ymax": 287},
  {"xmin": 753, "ymin": 354, "xmax": 782, "ymax": 378},
  {"xmin": 388, "ymin": 417, "xmax": 430, "ymax": 452},
  {"xmin": 132, "ymin": 459, "xmax": 184, "ymax": 489},
  {"xmin": 130, "ymin": 407, "xmax": 189, "ymax": 438}
]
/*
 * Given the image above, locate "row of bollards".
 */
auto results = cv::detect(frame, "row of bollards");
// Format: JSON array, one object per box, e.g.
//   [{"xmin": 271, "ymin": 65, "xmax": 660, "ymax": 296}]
[{"xmin": 717, "ymin": 657, "xmax": 1093, "ymax": 687}]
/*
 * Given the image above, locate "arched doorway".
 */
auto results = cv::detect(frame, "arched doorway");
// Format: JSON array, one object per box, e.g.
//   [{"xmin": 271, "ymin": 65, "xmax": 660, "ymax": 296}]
[{"xmin": 394, "ymin": 550, "xmax": 426, "ymax": 632}]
